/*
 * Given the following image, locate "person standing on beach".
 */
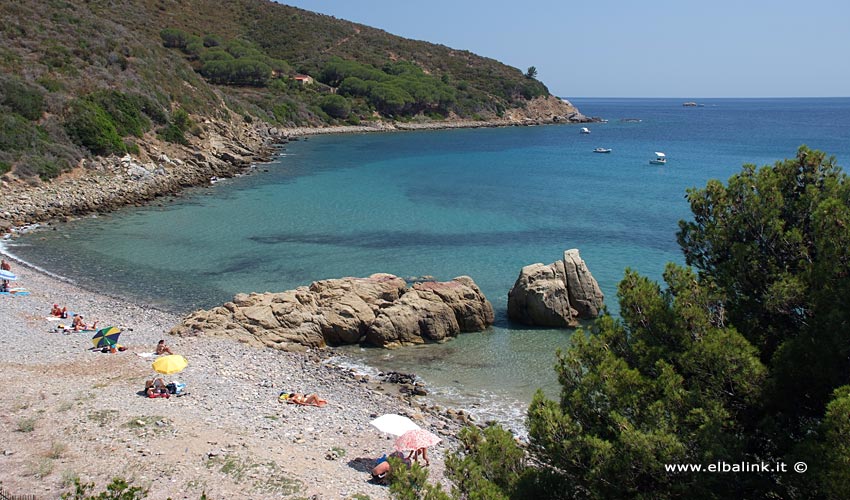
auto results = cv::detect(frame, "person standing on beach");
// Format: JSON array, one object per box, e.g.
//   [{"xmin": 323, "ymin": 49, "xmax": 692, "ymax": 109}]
[{"xmin": 1, "ymin": 259, "xmax": 10, "ymax": 271}]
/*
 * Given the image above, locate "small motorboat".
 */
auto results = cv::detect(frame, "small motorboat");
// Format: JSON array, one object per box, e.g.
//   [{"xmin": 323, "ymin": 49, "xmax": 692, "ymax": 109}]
[
  {"xmin": 649, "ymin": 152, "xmax": 667, "ymax": 165},
  {"xmin": 579, "ymin": 127, "xmax": 590, "ymax": 134},
  {"xmin": 593, "ymin": 147, "xmax": 612, "ymax": 153}
]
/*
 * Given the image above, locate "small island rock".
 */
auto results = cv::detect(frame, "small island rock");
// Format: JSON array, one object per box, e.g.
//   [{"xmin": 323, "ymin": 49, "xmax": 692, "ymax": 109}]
[{"xmin": 507, "ymin": 249, "xmax": 604, "ymax": 327}]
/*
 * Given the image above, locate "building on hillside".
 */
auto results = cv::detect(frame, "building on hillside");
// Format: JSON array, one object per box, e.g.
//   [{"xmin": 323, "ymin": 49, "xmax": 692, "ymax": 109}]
[{"xmin": 293, "ymin": 74, "xmax": 314, "ymax": 86}]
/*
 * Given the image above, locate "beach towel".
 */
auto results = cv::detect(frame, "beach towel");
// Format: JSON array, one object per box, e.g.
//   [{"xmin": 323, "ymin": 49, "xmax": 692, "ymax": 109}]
[{"xmin": 135, "ymin": 352, "xmax": 156, "ymax": 358}]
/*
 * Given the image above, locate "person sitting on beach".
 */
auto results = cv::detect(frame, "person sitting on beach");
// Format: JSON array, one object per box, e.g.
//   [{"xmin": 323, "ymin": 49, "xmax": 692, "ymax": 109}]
[
  {"xmin": 61, "ymin": 306, "xmax": 68, "ymax": 319},
  {"xmin": 1, "ymin": 259, "xmax": 10, "ymax": 271},
  {"xmin": 72, "ymin": 315, "xmax": 98, "ymax": 331},
  {"xmin": 145, "ymin": 378, "xmax": 169, "ymax": 398},
  {"xmin": 279, "ymin": 392, "xmax": 327, "ymax": 407},
  {"xmin": 51, "ymin": 304, "xmax": 63, "ymax": 316},
  {"xmin": 371, "ymin": 451, "xmax": 409, "ymax": 483},
  {"xmin": 406, "ymin": 447, "xmax": 430, "ymax": 467},
  {"xmin": 155, "ymin": 339, "xmax": 173, "ymax": 355}
]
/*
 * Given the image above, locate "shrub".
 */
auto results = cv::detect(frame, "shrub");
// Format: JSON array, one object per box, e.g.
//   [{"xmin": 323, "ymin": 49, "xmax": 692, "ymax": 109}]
[
  {"xmin": 35, "ymin": 157, "xmax": 64, "ymax": 180},
  {"xmin": 0, "ymin": 161, "xmax": 10, "ymax": 175},
  {"xmin": 158, "ymin": 108, "xmax": 192, "ymax": 145},
  {"xmin": 203, "ymin": 34, "xmax": 222, "ymax": 47},
  {"xmin": 36, "ymin": 75, "xmax": 64, "ymax": 92},
  {"xmin": 86, "ymin": 91, "xmax": 152, "ymax": 137},
  {"xmin": 0, "ymin": 77, "xmax": 46, "ymax": 120},
  {"xmin": 160, "ymin": 28, "xmax": 190, "ymax": 49},
  {"xmin": 62, "ymin": 477, "xmax": 148, "ymax": 500},
  {"xmin": 64, "ymin": 99, "xmax": 124, "ymax": 155},
  {"xmin": 0, "ymin": 113, "xmax": 49, "ymax": 151},
  {"xmin": 319, "ymin": 94, "xmax": 350, "ymax": 119}
]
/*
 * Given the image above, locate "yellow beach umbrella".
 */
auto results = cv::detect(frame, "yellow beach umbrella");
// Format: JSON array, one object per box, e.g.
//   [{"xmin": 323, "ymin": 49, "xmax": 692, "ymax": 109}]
[{"xmin": 152, "ymin": 354, "xmax": 188, "ymax": 375}]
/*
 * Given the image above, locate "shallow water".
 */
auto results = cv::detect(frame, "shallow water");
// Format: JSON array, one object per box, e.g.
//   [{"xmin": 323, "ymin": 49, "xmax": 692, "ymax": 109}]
[{"xmin": 9, "ymin": 98, "xmax": 850, "ymax": 432}]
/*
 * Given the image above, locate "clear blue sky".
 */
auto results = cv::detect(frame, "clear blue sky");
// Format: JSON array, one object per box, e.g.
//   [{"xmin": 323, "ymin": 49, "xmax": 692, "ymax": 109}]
[{"xmin": 278, "ymin": 0, "xmax": 848, "ymax": 98}]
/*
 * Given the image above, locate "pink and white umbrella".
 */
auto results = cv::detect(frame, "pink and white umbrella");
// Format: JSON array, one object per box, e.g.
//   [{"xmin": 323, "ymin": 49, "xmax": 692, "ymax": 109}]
[{"xmin": 393, "ymin": 429, "xmax": 441, "ymax": 452}]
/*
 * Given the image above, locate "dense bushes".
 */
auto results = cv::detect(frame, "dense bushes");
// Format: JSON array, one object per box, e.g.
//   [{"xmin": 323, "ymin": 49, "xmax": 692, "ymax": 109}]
[
  {"xmin": 0, "ymin": 77, "xmax": 45, "ymax": 120},
  {"xmin": 319, "ymin": 94, "xmax": 350, "ymax": 118},
  {"xmin": 200, "ymin": 59, "xmax": 272, "ymax": 86},
  {"xmin": 64, "ymin": 90, "xmax": 169, "ymax": 155},
  {"xmin": 162, "ymin": 29, "xmax": 289, "ymax": 88},
  {"xmin": 322, "ymin": 57, "xmax": 455, "ymax": 117},
  {"xmin": 64, "ymin": 99, "xmax": 124, "ymax": 155},
  {"xmin": 158, "ymin": 108, "xmax": 192, "ymax": 145}
]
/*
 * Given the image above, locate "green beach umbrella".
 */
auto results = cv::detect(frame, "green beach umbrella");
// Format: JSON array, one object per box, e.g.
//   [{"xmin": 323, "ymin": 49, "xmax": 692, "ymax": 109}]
[{"xmin": 91, "ymin": 326, "xmax": 121, "ymax": 349}]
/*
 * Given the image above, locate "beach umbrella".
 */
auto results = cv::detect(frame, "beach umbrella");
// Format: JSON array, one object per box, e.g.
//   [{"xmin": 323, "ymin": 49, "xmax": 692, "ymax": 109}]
[
  {"xmin": 393, "ymin": 429, "xmax": 441, "ymax": 452},
  {"xmin": 0, "ymin": 269, "xmax": 16, "ymax": 281},
  {"xmin": 152, "ymin": 354, "xmax": 188, "ymax": 375},
  {"xmin": 91, "ymin": 326, "xmax": 121, "ymax": 349},
  {"xmin": 370, "ymin": 414, "xmax": 421, "ymax": 437}
]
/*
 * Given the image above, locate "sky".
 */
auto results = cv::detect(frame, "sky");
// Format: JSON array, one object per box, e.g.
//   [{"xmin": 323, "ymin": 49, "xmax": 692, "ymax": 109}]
[{"xmin": 277, "ymin": 0, "xmax": 849, "ymax": 98}]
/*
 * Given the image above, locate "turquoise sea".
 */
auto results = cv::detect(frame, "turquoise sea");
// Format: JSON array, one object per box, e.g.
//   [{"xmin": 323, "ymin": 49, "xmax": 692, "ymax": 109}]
[{"xmin": 8, "ymin": 98, "xmax": 850, "ymax": 432}]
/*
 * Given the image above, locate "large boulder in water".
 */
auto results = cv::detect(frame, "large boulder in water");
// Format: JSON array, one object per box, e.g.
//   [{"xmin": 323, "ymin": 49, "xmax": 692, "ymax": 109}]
[
  {"xmin": 170, "ymin": 273, "xmax": 494, "ymax": 350},
  {"xmin": 507, "ymin": 249, "xmax": 604, "ymax": 327}
]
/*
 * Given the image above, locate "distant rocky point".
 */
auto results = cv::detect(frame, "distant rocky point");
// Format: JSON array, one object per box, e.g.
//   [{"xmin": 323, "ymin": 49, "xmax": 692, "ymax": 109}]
[
  {"xmin": 171, "ymin": 274, "xmax": 495, "ymax": 350},
  {"xmin": 507, "ymin": 249, "xmax": 604, "ymax": 327}
]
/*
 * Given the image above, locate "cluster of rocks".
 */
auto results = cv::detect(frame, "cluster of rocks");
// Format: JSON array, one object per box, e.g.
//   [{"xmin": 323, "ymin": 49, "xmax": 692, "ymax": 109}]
[
  {"xmin": 171, "ymin": 274, "xmax": 495, "ymax": 349},
  {"xmin": 507, "ymin": 249, "xmax": 605, "ymax": 327}
]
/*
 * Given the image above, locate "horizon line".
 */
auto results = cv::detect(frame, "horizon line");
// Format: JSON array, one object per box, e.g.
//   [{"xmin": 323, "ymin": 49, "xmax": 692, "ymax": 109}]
[{"xmin": 562, "ymin": 95, "xmax": 850, "ymax": 100}]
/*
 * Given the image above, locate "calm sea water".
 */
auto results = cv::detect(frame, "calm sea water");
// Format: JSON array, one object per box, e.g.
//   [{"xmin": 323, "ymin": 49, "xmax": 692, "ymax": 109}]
[{"xmin": 9, "ymin": 98, "xmax": 850, "ymax": 432}]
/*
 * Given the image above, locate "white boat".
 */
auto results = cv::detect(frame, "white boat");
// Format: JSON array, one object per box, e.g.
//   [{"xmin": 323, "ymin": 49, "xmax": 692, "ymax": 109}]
[
  {"xmin": 579, "ymin": 127, "xmax": 590, "ymax": 134},
  {"xmin": 593, "ymin": 147, "xmax": 612, "ymax": 153},
  {"xmin": 649, "ymin": 152, "xmax": 667, "ymax": 165}
]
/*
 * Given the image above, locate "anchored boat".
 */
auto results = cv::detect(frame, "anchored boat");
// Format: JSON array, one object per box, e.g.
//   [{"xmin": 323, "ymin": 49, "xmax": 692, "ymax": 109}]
[{"xmin": 649, "ymin": 152, "xmax": 667, "ymax": 165}]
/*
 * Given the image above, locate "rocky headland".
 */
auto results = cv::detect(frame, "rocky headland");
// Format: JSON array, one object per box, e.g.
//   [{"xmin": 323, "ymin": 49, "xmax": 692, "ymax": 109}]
[
  {"xmin": 507, "ymin": 249, "xmax": 605, "ymax": 327},
  {"xmin": 171, "ymin": 274, "xmax": 495, "ymax": 350}
]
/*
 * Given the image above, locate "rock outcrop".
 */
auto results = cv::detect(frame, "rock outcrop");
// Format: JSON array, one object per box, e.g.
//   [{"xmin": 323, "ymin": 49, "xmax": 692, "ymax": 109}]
[
  {"xmin": 171, "ymin": 274, "xmax": 494, "ymax": 350},
  {"xmin": 507, "ymin": 249, "xmax": 604, "ymax": 327}
]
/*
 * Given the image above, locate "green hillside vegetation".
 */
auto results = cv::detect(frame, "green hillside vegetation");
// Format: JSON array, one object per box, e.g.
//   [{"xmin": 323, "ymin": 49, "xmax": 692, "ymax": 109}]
[{"xmin": 0, "ymin": 0, "xmax": 550, "ymax": 181}]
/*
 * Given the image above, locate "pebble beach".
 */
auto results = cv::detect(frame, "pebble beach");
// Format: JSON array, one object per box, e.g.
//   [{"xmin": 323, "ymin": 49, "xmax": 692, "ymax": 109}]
[{"xmin": 0, "ymin": 254, "xmax": 461, "ymax": 499}]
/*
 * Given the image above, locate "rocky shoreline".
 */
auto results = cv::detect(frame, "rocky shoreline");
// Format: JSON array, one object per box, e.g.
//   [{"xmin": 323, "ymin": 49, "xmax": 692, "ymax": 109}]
[{"xmin": 0, "ymin": 96, "xmax": 594, "ymax": 233}]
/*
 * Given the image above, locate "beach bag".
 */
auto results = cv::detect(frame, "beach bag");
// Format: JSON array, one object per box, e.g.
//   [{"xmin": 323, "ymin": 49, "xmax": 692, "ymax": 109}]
[{"xmin": 172, "ymin": 382, "xmax": 186, "ymax": 395}]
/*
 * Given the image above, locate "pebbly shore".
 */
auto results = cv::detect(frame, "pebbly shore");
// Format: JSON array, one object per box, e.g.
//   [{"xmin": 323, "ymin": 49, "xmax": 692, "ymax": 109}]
[{"xmin": 0, "ymin": 256, "xmax": 468, "ymax": 499}]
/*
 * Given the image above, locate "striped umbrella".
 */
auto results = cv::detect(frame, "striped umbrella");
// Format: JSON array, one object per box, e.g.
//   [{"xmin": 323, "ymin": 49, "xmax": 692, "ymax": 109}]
[
  {"xmin": 0, "ymin": 269, "xmax": 16, "ymax": 281},
  {"xmin": 91, "ymin": 326, "xmax": 121, "ymax": 349}
]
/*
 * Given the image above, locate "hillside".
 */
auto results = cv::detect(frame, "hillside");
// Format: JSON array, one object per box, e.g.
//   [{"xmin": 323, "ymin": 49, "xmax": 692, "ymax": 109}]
[{"xmin": 0, "ymin": 0, "xmax": 585, "ymax": 182}]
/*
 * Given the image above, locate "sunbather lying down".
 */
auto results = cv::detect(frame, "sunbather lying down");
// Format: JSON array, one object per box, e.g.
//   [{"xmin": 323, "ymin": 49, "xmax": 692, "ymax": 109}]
[{"xmin": 278, "ymin": 392, "xmax": 327, "ymax": 407}]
